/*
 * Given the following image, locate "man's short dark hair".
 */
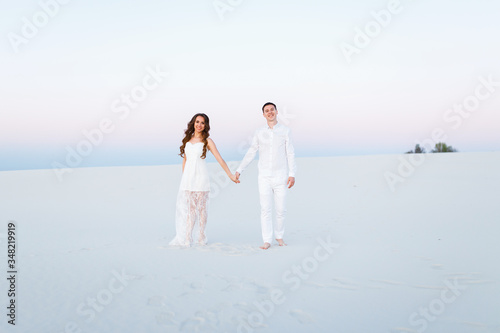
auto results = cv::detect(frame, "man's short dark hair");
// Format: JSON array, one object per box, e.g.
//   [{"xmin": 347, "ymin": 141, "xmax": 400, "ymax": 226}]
[{"xmin": 262, "ymin": 102, "xmax": 277, "ymax": 113}]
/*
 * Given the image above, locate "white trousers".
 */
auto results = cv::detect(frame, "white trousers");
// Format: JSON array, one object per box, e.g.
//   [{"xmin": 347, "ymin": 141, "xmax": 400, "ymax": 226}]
[{"xmin": 258, "ymin": 175, "xmax": 287, "ymax": 244}]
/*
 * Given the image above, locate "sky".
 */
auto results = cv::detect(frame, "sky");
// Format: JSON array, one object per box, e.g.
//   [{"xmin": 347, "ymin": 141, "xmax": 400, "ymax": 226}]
[{"xmin": 1, "ymin": 0, "xmax": 499, "ymax": 171}]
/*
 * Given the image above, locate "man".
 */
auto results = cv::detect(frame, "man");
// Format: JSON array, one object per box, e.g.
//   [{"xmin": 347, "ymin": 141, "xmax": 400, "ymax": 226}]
[{"xmin": 236, "ymin": 102, "xmax": 296, "ymax": 250}]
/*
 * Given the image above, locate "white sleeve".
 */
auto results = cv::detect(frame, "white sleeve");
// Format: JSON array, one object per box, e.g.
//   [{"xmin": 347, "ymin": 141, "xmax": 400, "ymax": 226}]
[
  {"xmin": 236, "ymin": 130, "xmax": 259, "ymax": 174},
  {"xmin": 286, "ymin": 128, "xmax": 296, "ymax": 177}
]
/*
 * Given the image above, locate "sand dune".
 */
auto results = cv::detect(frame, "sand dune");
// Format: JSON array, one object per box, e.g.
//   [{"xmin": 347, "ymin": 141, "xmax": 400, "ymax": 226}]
[{"xmin": 0, "ymin": 152, "xmax": 499, "ymax": 332}]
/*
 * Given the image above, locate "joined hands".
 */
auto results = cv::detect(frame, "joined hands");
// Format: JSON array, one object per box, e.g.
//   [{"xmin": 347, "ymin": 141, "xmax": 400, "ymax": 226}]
[
  {"xmin": 232, "ymin": 173, "xmax": 295, "ymax": 187},
  {"xmin": 230, "ymin": 173, "xmax": 240, "ymax": 184}
]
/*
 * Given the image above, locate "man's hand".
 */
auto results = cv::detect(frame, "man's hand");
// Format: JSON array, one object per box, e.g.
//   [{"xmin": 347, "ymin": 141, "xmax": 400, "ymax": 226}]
[
  {"xmin": 287, "ymin": 177, "xmax": 295, "ymax": 188},
  {"xmin": 235, "ymin": 172, "xmax": 240, "ymax": 182}
]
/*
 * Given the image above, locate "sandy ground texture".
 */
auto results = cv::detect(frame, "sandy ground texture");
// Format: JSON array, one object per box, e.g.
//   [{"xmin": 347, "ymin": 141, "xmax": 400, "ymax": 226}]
[{"xmin": 0, "ymin": 152, "xmax": 499, "ymax": 333}]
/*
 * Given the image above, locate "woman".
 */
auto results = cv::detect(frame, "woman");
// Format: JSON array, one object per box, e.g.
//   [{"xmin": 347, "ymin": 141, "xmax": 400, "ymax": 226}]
[{"xmin": 169, "ymin": 113, "xmax": 239, "ymax": 246}]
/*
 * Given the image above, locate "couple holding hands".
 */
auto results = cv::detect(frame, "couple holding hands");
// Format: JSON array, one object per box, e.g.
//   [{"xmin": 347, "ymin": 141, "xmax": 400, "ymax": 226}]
[{"xmin": 169, "ymin": 102, "xmax": 296, "ymax": 250}]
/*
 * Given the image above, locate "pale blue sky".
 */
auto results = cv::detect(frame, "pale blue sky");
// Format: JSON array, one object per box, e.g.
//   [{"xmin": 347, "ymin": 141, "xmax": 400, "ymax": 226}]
[{"xmin": 1, "ymin": 0, "xmax": 499, "ymax": 171}]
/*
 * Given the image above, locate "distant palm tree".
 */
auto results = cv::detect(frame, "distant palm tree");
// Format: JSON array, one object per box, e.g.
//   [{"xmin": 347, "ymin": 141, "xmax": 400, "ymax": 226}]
[{"xmin": 432, "ymin": 142, "xmax": 457, "ymax": 153}]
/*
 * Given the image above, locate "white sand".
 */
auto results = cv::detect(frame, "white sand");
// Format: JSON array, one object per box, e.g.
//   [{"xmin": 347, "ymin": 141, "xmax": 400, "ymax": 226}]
[{"xmin": 1, "ymin": 152, "xmax": 499, "ymax": 333}]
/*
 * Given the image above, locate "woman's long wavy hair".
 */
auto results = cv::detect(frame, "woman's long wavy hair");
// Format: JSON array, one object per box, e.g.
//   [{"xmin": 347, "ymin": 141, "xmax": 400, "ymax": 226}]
[{"xmin": 179, "ymin": 113, "xmax": 210, "ymax": 159}]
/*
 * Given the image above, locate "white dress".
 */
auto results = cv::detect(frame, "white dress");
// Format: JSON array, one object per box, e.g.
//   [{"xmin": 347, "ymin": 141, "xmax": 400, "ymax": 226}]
[{"xmin": 169, "ymin": 142, "xmax": 210, "ymax": 246}]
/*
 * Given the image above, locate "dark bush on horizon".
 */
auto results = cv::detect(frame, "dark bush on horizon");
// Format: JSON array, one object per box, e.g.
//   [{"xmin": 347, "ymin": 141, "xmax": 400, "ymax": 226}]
[
  {"xmin": 405, "ymin": 143, "xmax": 458, "ymax": 154},
  {"xmin": 405, "ymin": 144, "xmax": 426, "ymax": 154},
  {"xmin": 431, "ymin": 142, "xmax": 458, "ymax": 153}
]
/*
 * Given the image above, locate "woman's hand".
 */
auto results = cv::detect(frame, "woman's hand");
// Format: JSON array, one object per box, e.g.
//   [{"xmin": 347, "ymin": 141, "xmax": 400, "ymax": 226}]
[{"xmin": 230, "ymin": 173, "xmax": 240, "ymax": 184}]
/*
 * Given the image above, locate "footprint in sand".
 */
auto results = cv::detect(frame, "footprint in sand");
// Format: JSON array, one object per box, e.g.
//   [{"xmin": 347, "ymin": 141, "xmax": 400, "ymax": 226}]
[
  {"xmin": 412, "ymin": 285, "xmax": 447, "ymax": 290},
  {"xmin": 390, "ymin": 327, "xmax": 420, "ymax": 333},
  {"xmin": 220, "ymin": 276, "xmax": 272, "ymax": 294},
  {"xmin": 148, "ymin": 295, "xmax": 166, "ymax": 307},
  {"xmin": 67, "ymin": 247, "xmax": 92, "ymax": 253},
  {"xmin": 196, "ymin": 243, "xmax": 260, "ymax": 256},
  {"xmin": 159, "ymin": 243, "xmax": 260, "ymax": 255},
  {"xmin": 221, "ymin": 282, "xmax": 243, "ymax": 292},
  {"xmin": 440, "ymin": 272, "xmax": 494, "ymax": 285},
  {"xmin": 178, "ymin": 282, "xmax": 205, "ymax": 296},
  {"xmin": 416, "ymin": 256, "xmax": 433, "ymax": 261},
  {"xmin": 179, "ymin": 312, "xmax": 224, "ymax": 332},
  {"xmin": 156, "ymin": 311, "xmax": 176, "ymax": 325},
  {"xmin": 247, "ymin": 281, "xmax": 271, "ymax": 295},
  {"xmin": 370, "ymin": 279, "xmax": 406, "ymax": 287},
  {"xmin": 193, "ymin": 310, "xmax": 219, "ymax": 325},
  {"xmin": 462, "ymin": 279, "xmax": 496, "ymax": 285},
  {"xmin": 179, "ymin": 317, "xmax": 206, "ymax": 332},
  {"xmin": 461, "ymin": 321, "xmax": 491, "ymax": 329},
  {"xmin": 232, "ymin": 302, "xmax": 252, "ymax": 312},
  {"xmin": 289, "ymin": 309, "xmax": 315, "ymax": 324},
  {"xmin": 306, "ymin": 277, "xmax": 360, "ymax": 291}
]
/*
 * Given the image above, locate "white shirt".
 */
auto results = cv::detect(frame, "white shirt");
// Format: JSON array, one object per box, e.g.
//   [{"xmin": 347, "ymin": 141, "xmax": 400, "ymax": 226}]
[{"xmin": 237, "ymin": 122, "xmax": 296, "ymax": 178}]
